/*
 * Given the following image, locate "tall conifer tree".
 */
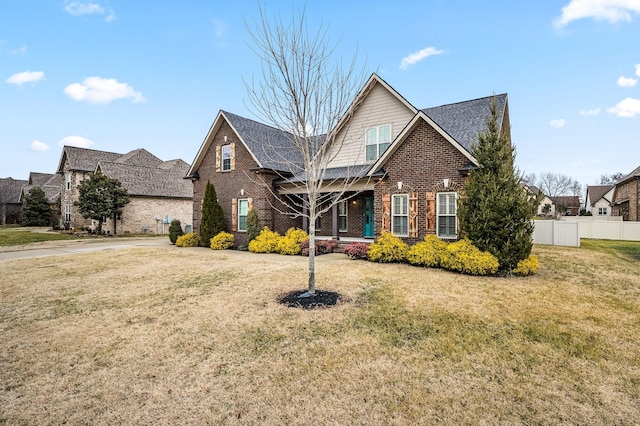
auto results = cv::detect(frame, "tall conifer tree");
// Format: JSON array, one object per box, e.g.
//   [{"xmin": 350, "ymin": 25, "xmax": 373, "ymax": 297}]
[
  {"xmin": 199, "ymin": 181, "xmax": 226, "ymax": 247},
  {"xmin": 458, "ymin": 99, "xmax": 535, "ymax": 273}
]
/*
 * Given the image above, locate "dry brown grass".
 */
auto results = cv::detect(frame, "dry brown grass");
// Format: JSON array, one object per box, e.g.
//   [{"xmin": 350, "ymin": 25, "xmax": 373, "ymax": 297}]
[{"xmin": 1, "ymin": 244, "xmax": 639, "ymax": 424}]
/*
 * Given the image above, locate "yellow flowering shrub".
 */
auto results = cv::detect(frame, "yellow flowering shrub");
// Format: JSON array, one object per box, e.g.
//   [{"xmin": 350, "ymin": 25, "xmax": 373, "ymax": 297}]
[
  {"xmin": 407, "ymin": 235, "xmax": 448, "ymax": 267},
  {"xmin": 440, "ymin": 238, "xmax": 499, "ymax": 276},
  {"xmin": 248, "ymin": 227, "xmax": 281, "ymax": 253},
  {"xmin": 367, "ymin": 231, "xmax": 409, "ymax": 263},
  {"xmin": 210, "ymin": 231, "xmax": 234, "ymax": 250},
  {"xmin": 277, "ymin": 228, "xmax": 309, "ymax": 255},
  {"xmin": 175, "ymin": 232, "xmax": 200, "ymax": 247},
  {"xmin": 513, "ymin": 255, "xmax": 539, "ymax": 276}
]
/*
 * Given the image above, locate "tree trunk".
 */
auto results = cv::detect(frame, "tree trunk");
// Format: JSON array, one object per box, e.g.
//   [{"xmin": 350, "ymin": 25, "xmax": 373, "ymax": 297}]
[{"xmin": 307, "ymin": 224, "xmax": 316, "ymax": 294}]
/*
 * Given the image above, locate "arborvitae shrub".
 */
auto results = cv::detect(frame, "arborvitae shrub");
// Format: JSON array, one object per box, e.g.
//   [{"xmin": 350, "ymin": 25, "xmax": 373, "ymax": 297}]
[
  {"xmin": 210, "ymin": 231, "xmax": 234, "ymax": 250},
  {"xmin": 248, "ymin": 227, "xmax": 281, "ymax": 253},
  {"xmin": 176, "ymin": 232, "xmax": 200, "ymax": 247},
  {"xmin": 343, "ymin": 242, "xmax": 370, "ymax": 260},
  {"xmin": 407, "ymin": 235, "xmax": 448, "ymax": 268},
  {"xmin": 513, "ymin": 255, "xmax": 539, "ymax": 276},
  {"xmin": 440, "ymin": 239, "xmax": 499, "ymax": 276},
  {"xmin": 245, "ymin": 208, "xmax": 262, "ymax": 244},
  {"xmin": 200, "ymin": 181, "xmax": 226, "ymax": 247},
  {"xmin": 168, "ymin": 219, "xmax": 184, "ymax": 244},
  {"xmin": 367, "ymin": 231, "xmax": 409, "ymax": 263},
  {"xmin": 276, "ymin": 228, "xmax": 309, "ymax": 255}
]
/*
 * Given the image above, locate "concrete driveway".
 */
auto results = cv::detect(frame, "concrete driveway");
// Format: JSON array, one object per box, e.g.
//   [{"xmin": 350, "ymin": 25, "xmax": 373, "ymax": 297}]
[{"xmin": 0, "ymin": 237, "xmax": 172, "ymax": 262}]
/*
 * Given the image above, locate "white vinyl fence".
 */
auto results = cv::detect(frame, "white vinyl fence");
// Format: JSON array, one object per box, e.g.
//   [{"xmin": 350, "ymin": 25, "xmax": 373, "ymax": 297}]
[
  {"xmin": 533, "ymin": 220, "xmax": 580, "ymax": 247},
  {"xmin": 562, "ymin": 217, "xmax": 640, "ymax": 241}
]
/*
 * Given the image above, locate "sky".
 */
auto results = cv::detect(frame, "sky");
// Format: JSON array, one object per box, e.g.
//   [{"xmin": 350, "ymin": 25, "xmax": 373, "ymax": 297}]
[{"xmin": 2, "ymin": 0, "xmax": 640, "ymax": 190}]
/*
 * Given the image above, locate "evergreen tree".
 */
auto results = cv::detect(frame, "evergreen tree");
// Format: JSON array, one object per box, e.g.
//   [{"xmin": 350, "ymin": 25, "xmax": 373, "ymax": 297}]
[
  {"xmin": 76, "ymin": 173, "xmax": 130, "ymax": 234},
  {"xmin": 21, "ymin": 187, "xmax": 51, "ymax": 226},
  {"xmin": 457, "ymin": 99, "xmax": 535, "ymax": 273},
  {"xmin": 199, "ymin": 181, "xmax": 226, "ymax": 246},
  {"xmin": 245, "ymin": 207, "xmax": 261, "ymax": 243},
  {"xmin": 168, "ymin": 219, "xmax": 184, "ymax": 244}
]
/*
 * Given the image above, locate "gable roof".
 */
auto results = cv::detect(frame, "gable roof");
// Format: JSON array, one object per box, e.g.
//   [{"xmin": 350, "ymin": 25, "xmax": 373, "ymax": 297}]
[
  {"xmin": 586, "ymin": 185, "xmax": 614, "ymax": 206},
  {"xmin": 57, "ymin": 146, "xmax": 122, "ymax": 173},
  {"xmin": 551, "ymin": 195, "xmax": 581, "ymax": 209},
  {"xmin": 96, "ymin": 159, "xmax": 192, "ymax": 198},
  {"xmin": 616, "ymin": 164, "xmax": 640, "ymax": 185},
  {"xmin": 0, "ymin": 177, "xmax": 28, "ymax": 204},
  {"xmin": 421, "ymin": 93, "xmax": 508, "ymax": 152}
]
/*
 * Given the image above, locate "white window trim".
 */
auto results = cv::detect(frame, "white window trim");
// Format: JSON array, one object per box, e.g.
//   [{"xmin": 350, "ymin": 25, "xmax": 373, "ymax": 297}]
[
  {"xmin": 238, "ymin": 198, "xmax": 249, "ymax": 232},
  {"xmin": 338, "ymin": 200, "xmax": 348, "ymax": 232},
  {"xmin": 391, "ymin": 194, "xmax": 409, "ymax": 237},
  {"xmin": 436, "ymin": 192, "xmax": 457, "ymax": 239},
  {"xmin": 598, "ymin": 207, "xmax": 607, "ymax": 215},
  {"xmin": 66, "ymin": 173, "xmax": 72, "ymax": 190},
  {"xmin": 365, "ymin": 124, "xmax": 392, "ymax": 161},
  {"xmin": 64, "ymin": 204, "xmax": 72, "ymax": 222},
  {"xmin": 221, "ymin": 144, "xmax": 231, "ymax": 172}
]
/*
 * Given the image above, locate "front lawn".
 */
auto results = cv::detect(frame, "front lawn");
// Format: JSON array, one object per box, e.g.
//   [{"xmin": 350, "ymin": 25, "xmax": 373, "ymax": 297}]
[
  {"xmin": 1, "ymin": 242, "xmax": 638, "ymax": 424},
  {"xmin": 0, "ymin": 226, "xmax": 78, "ymax": 247}
]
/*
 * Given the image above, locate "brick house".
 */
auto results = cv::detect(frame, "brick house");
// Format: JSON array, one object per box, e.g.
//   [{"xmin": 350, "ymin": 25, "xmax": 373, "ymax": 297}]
[
  {"xmin": 186, "ymin": 73, "xmax": 511, "ymax": 245},
  {"xmin": 20, "ymin": 172, "xmax": 62, "ymax": 226},
  {"xmin": 611, "ymin": 165, "xmax": 640, "ymax": 221},
  {"xmin": 56, "ymin": 146, "xmax": 193, "ymax": 234}
]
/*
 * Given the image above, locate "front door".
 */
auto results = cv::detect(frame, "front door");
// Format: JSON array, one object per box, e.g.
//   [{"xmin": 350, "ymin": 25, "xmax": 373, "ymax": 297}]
[{"xmin": 363, "ymin": 196, "xmax": 374, "ymax": 238}]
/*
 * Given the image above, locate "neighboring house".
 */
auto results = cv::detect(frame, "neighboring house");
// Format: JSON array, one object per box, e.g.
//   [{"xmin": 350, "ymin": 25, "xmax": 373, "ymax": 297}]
[
  {"xmin": 611, "ymin": 165, "xmax": 640, "ymax": 221},
  {"xmin": 551, "ymin": 196, "xmax": 581, "ymax": 216},
  {"xmin": 585, "ymin": 185, "xmax": 614, "ymax": 216},
  {"xmin": 524, "ymin": 184, "xmax": 555, "ymax": 217},
  {"xmin": 20, "ymin": 172, "xmax": 62, "ymax": 226},
  {"xmin": 56, "ymin": 146, "xmax": 193, "ymax": 234},
  {"xmin": 187, "ymin": 73, "xmax": 512, "ymax": 245},
  {"xmin": 0, "ymin": 177, "xmax": 28, "ymax": 224}
]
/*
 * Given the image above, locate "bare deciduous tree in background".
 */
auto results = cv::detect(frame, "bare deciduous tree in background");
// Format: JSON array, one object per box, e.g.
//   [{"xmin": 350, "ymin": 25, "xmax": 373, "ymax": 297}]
[{"xmin": 245, "ymin": 6, "xmax": 368, "ymax": 295}]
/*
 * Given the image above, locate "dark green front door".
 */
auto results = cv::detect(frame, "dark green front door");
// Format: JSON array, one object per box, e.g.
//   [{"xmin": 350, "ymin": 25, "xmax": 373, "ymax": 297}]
[{"xmin": 363, "ymin": 197, "xmax": 374, "ymax": 238}]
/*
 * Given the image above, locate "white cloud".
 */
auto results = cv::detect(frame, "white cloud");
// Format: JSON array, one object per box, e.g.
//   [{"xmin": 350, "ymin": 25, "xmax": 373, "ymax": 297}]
[
  {"xmin": 550, "ymin": 119, "xmax": 567, "ymax": 128},
  {"xmin": 607, "ymin": 97, "xmax": 640, "ymax": 117},
  {"xmin": 580, "ymin": 107, "xmax": 601, "ymax": 115},
  {"xmin": 5, "ymin": 71, "xmax": 45, "ymax": 85},
  {"xmin": 399, "ymin": 47, "xmax": 445, "ymax": 70},
  {"xmin": 58, "ymin": 136, "xmax": 95, "ymax": 148},
  {"xmin": 64, "ymin": 1, "xmax": 115, "ymax": 22},
  {"xmin": 617, "ymin": 76, "xmax": 637, "ymax": 87},
  {"xmin": 554, "ymin": 0, "xmax": 640, "ymax": 28},
  {"xmin": 30, "ymin": 140, "xmax": 50, "ymax": 152},
  {"xmin": 64, "ymin": 76, "xmax": 145, "ymax": 104}
]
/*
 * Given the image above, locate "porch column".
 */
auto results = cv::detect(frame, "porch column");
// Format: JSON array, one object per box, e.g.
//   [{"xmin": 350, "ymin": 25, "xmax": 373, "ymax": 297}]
[{"xmin": 332, "ymin": 202, "xmax": 339, "ymax": 240}]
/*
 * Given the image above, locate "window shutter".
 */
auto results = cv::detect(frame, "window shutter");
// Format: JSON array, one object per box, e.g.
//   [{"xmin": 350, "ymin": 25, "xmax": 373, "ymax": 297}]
[
  {"xmin": 230, "ymin": 143, "xmax": 236, "ymax": 171},
  {"xmin": 426, "ymin": 192, "xmax": 435, "ymax": 231},
  {"xmin": 231, "ymin": 198, "xmax": 237, "ymax": 231},
  {"xmin": 382, "ymin": 193, "xmax": 391, "ymax": 232},
  {"xmin": 409, "ymin": 192, "xmax": 418, "ymax": 237},
  {"xmin": 215, "ymin": 145, "xmax": 221, "ymax": 172}
]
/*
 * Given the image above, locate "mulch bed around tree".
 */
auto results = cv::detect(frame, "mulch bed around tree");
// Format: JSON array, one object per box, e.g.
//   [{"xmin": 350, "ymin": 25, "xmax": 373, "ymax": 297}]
[{"xmin": 278, "ymin": 290, "xmax": 343, "ymax": 309}]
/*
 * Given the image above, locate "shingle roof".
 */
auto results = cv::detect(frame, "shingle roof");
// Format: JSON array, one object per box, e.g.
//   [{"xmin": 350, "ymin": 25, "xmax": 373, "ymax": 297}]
[
  {"xmin": 277, "ymin": 164, "xmax": 378, "ymax": 185},
  {"xmin": 586, "ymin": 185, "xmax": 614, "ymax": 206},
  {"xmin": 58, "ymin": 146, "xmax": 122, "ymax": 173},
  {"xmin": 0, "ymin": 177, "xmax": 28, "ymax": 204},
  {"xmin": 224, "ymin": 111, "xmax": 311, "ymax": 174},
  {"xmin": 97, "ymin": 159, "xmax": 193, "ymax": 198},
  {"xmin": 617, "ymin": 164, "xmax": 640, "ymax": 185},
  {"xmin": 421, "ymin": 93, "xmax": 508, "ymax": 152}
]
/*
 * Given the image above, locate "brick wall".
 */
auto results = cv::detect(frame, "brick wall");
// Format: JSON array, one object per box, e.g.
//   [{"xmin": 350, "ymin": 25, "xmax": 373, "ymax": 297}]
[
  {"xmin": 103, "ymin": 197, "xmax": 192, "ymax": 235},
  {"xmin": 373, "ymin": 118, "xmax": 471, "ymax": 245}
]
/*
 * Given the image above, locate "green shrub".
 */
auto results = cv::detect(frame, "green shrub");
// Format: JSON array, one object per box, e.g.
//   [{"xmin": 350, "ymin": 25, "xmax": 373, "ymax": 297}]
[
  {"xmin": 440, "ymin": 238, "xmax": 499, "ymax": 276},
  {"xmin": 513, "ymin": 255, "xmax": 539, "ymax": 276},
  {"xmin": 343, "ymin": 242, "xmax": 370, "ymax": 260},
  {"xmin": 168, "ymin": 219, "xmax": 184, "ymax": 244},
  {"xmin": 246, "ymin": 208, "xmax": 262, "ymax": 243},
  {"xmin": 277, "ymin": 228, "xmax": 309, "ymax": 255},
  {"xmin": 210, "ymin": 231, "xmax": 234, "ymax": 250},
  {"xmin": 175, "ymin": 232, "xmax": 200, "ymax": 247},
  {"xmin": 407, "ymin": 235, "xmax": 448, "ymax": 267},
  {"xmin": 248, "ymin": 227, "xmax": 281, "ymax": 253},
  {"xmin": 367, "ymin": 231, "xmax": 409, "ymax": 263}
]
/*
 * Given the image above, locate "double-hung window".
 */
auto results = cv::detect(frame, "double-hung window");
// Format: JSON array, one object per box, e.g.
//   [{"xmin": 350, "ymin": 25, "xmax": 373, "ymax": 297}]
[
  {"xmin": 365, "ymin": 125, "xmax": 391, "ymax": 161},
  {"xmin": 598, "ymin": 207, "xmax": 607, "ymax": 215},
  {"xmin": 437, "ymin": 192, "xmax": 457, "ymax": 239},
  {"xmin": 391, "ymin": 194, "xmax": 408, "ymax": 236},
  {"xmin": 66, "ymin": 173, "xmax": 72, "ymax": 190},
  {"xmin": 338, "ymin": 200, "xmax": 348, "ymax": 232},
  {"xmin": 238, "ymin": 199, "xmax": 249, "ymax": 231},
  {"xmin": 221, "ymin": 145, "xmax": 232, "ymax": 171},
  {"xmin": 65, "ymin": 204, "xmax": 72, "ymax": 222}
]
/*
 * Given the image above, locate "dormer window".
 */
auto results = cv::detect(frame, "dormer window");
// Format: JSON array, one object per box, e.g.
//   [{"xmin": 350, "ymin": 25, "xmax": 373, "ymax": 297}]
[{"xmin": 366, "ymin": 124, "xmax": 391, "ymax": 161}]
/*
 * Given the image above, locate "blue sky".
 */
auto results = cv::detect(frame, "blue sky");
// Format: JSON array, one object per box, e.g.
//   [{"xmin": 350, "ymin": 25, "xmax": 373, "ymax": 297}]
[{"xmin": 2, "ymin": 0, "xmax": 640, "ymax": 189}]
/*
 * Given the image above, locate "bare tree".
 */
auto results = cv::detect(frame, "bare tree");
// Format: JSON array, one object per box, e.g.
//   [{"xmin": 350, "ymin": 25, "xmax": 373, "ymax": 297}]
[
  {"xmin": 598, "ymin": 172, "xmax": 625, "ymax": 185},
  {"xmin": 537, "ymin": 172, "xmax": 579, "ymax": 199},
  {"xmin": 245, "ymin": 6, "xmax": 367, "ymax": 296},
  {"xmin": 521, "ymin": 172, "xmax": 537, "ymax": 187}
]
